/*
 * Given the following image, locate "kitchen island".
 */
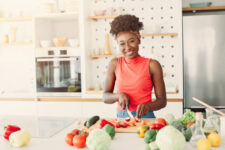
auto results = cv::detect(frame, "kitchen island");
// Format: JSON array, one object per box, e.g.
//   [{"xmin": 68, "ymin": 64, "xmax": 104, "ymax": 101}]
[{"xmin": 0, "ymin": 118, "xmax": 225, "ymax": 150}]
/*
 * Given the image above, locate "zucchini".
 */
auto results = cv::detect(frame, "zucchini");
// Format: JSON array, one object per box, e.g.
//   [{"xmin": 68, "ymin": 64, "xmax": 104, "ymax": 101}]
[
  {"xmin": 86, "ymin": 115, "xmax": 100, "ymax": 128},
  {"xmin": 84, "ymin": 121, "xmax": 87, "ymax": 126}
]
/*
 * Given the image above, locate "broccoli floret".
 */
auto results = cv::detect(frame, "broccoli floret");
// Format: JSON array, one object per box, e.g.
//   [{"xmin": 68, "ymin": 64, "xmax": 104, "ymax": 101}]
[
  {"xmin": 179, "ymin": 109, "xmax": 195, "ymax": 126},
  {"xmin": 170, "ymin": 120, "xmax": 185, "ymax": 132}
]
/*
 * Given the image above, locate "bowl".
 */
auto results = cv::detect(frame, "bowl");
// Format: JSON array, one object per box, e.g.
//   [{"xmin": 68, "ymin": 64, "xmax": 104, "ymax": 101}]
[
  {"xmin": 68, "ymin": 39, "xmax": 79, "ymax": 47},
  {"xmin": 53, "ymin": 38, "xmax": 67, "ymax": 47},
  {"xmin": 40, "ymin": 40, "xmax": 52, "ymax": 47},
  {"xmin": 94, "ymin": 9, "xmax": 106, "ymax": 16}
]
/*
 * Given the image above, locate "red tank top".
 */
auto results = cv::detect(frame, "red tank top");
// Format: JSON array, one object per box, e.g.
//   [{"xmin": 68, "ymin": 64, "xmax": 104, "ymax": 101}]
[{"xmin": 115, "ymin": 56, "xmax": 153, "ymax": 111}]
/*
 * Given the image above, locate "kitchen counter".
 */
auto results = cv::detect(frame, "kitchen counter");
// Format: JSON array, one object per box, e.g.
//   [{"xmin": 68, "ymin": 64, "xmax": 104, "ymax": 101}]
[{"xmin": 0, "ymin": 119, "xmax": 225, "ymax": 150}]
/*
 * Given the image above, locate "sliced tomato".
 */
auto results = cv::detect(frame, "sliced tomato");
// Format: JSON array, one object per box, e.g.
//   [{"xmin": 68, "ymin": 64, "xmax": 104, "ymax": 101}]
[
  {"xmin": 115, "ymin": 122, "xmax": 120, "ymax": 128},
  {"xmin": 125, "ymin": 117, "xmax": 130, "ymax": 122},
  {"xmin": 135, "ymin": 117, "xmax": 141, "ymax": 122}
]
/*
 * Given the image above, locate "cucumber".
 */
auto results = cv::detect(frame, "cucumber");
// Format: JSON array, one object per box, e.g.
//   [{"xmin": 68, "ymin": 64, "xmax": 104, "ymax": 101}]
[{"xmin": 86, "ymin": 115, "xmax": 100, "ymax": 128}]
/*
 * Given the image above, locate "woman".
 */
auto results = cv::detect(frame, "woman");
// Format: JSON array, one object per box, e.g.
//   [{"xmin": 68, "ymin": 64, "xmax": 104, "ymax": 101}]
[{"xmin": 103, "ymin": 14, "xmax": 167, "ymax": 119}]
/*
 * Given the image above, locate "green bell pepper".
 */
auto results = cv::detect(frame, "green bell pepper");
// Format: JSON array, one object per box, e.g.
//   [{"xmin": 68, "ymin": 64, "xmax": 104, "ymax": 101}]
[
  {"xmin": 144, "ymin": 129, "xmax": 158, "ymax": 144},
  {"xmin": 102, "ymin": 124, "xmax": 115, "ymax": 139}
]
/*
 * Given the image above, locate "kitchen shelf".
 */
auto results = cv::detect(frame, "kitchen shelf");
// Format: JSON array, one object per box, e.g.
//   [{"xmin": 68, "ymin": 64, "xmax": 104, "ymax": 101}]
[
  {"xmin": 0, "ymin": 42, "xmax": 32, "ymax": 46},
  {"xmin": 182, "ymin": 6, "xmax": 225, "ymax": 12},
  {"xmin": 36, "ymin": 46, "xmax": 80, "ymax": 50},
  {"xmin": 35, "ymin": 12, "xmax": 79, "ymax": 20},
  {"xmin": 141, "ymin": 33, "xmax": 178, "ymax": 37},
  {"xmin": 86, "ymin": 90, "xmax": 178, "ymax": 95},
  {"xmin": 0, "ymin": 17, "xmax": 32, "ymax": 22},
  {"xmin": 90, "ymin": 54, "xmax": 123, "ymax": 59},
  {"xmin": 88, "ymin": 15, "xmax": 118, "ymax": 21}
]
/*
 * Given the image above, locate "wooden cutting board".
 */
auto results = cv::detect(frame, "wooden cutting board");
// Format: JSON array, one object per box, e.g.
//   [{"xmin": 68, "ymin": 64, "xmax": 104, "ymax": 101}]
[{"xmin": 87, "ymin": 118, "xmax": 155, "ymax": 133}]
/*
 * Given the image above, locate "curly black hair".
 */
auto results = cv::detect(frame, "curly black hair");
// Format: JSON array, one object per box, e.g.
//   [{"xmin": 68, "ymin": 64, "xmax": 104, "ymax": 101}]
[{"xmin": 110, "ymin": 14, "xmax": 143, "ymax": 36}]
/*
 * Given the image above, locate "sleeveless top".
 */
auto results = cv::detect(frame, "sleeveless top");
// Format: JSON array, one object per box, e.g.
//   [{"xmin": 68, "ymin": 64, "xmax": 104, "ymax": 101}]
[{"xmin": 115, "ymin": 56, "xmax": 153, "ymax": 111}]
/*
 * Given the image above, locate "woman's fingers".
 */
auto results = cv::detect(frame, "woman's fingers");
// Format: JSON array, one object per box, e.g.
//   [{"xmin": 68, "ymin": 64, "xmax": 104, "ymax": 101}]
[
  {"xmin": 137, "ymin": 104, "xmax": 148, "ymax": 118},
  {"xmin": 119, "ymin": 93, "xmax": 130, "ymax": 110},
  {"xmin": 136, "ymin": 104, "xmax": 142, "ymax": 118}
]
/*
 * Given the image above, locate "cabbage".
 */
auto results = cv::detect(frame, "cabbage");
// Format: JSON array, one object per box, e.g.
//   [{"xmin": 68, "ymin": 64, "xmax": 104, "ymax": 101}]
[
  {"xmin": 165, "ymin": 113, "xmax": 176, "ymax": 124},
  {"xmin": 156, "ymin": 125, "xmax": 186, "ymax": 150},
  {"xmin": 149, "ymin": 141, "xmax": 160, "ymax": 150},
  {"xmin": 9, "ymin": 131, "xmax": 30, "ymax": 147},
  {"xmin": 86, "ymin": 129, "xmax": 111, "ymax": 150}
]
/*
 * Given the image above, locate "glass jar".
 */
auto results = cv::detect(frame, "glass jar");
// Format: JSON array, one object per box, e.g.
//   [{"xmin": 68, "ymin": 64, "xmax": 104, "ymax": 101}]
[
  {"xmin": 203, "ymin": 108, "xmax": 220, "ymax": 136},
  {"xmin": 190, "ymin": 112, "xmax": 206, "ymax": 147}
]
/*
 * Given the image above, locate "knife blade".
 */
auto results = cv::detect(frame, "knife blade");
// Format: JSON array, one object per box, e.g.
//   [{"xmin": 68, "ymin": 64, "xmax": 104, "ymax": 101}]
[{"xmin": 126, "ymin": 106, "xmax": 134, "ymax": 119}]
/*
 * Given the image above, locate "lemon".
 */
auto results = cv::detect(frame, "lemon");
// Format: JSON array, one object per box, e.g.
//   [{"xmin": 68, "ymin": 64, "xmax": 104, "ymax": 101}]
[
  {"xmin": 207, "ymin": 132, "xmax": 221, "ymax": 147},
  {"xmin": 197, "ymin": 138, "xmax": 211, "ymax": 150}
]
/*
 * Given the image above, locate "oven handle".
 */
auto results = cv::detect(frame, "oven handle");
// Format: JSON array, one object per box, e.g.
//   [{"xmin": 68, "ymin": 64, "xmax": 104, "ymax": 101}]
[{"xmin": 36, "ymin": 57, "xmax": 77, "ymax": 62}]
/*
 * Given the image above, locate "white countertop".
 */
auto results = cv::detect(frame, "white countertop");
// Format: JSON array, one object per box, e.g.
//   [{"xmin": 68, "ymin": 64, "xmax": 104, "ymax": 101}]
[{"xmin": 0, "ymin": 118, "xmax": 225, "ymax": 150}]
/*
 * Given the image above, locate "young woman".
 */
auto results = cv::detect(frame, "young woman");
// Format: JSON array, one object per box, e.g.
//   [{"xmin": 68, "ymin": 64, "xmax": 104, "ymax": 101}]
[{"xmin": 103, "ymin": 14, "xmax": 167, "ymax": 118}]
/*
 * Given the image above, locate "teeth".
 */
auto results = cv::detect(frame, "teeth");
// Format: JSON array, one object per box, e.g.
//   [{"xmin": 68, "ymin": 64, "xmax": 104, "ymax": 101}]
[{"xmin": 127, "ymin": 51, "xmax": 133, "ymax": 55}]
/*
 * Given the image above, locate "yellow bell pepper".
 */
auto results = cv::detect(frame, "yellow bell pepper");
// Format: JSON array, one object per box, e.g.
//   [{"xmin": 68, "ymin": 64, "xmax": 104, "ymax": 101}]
[{"xmin": 137, "ymin": 126, "xmax": 149, "ymax": 138}]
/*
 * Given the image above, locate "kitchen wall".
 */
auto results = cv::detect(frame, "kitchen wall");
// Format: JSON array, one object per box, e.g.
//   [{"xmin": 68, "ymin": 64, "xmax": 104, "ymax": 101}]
[
  {"xmin": 183, "ymin": 0, "xmax": 225, "ymax": 7},
  {"xmin": 82, "ymin": 0, "xmax": 183, "ymax": 100},
  {"xmin": 0, "ymin": 0, "xmax": 183, "ymax": 118}
]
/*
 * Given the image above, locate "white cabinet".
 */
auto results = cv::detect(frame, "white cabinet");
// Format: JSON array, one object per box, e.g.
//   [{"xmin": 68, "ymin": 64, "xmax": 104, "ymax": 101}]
[
  {"xmin": 0, "ymin": 47, "xmax": 36, "ymax": 97},
  {"xmin": 34, "ymin": 13, "xmax": 80, "ymax": 49}
]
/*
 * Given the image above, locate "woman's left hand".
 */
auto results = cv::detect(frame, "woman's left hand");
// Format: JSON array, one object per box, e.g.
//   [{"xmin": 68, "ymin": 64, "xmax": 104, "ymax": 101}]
[{"xmin": 136, "ymin": 103, "xmax": 149, "ymax": 119}]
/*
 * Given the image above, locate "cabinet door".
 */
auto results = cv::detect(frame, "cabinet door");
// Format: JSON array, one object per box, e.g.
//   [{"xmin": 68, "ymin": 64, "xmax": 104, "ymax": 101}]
[{"xmin": 0, "ymin": 48, "xmax": 35, "ymax": 97}]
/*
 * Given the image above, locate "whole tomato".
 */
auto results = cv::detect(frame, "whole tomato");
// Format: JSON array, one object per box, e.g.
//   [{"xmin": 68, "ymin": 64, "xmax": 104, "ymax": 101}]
[
  {"xmin": 73, "ymin": 134, "xmax": 87, "ymax": 148},
  {"xmin": 65, "ymin": 133, "xmax": 74, "ymax": 146},
  {"xmin": 155, "ymin": 118, "xmax": 167, "ymax": 126},
  {"xmin": 72, "ymin": 129, "xmax": 80, "ymax": 136}
]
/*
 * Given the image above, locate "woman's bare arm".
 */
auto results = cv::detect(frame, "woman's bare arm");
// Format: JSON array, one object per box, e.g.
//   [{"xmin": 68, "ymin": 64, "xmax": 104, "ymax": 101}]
[
  {"xmin": 136, "ymin": 59, "xmax": 167, "ymax": 118},
  {"xmin": 102, "ymin": 58, "xmax": 119, "ymax": 104}
]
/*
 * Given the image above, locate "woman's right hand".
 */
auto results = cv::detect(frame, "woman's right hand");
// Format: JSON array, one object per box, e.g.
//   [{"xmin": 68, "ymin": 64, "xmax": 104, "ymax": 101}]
[{"xmin": 118, "ymin": 93, "xmax": 130, "ymax": 110}]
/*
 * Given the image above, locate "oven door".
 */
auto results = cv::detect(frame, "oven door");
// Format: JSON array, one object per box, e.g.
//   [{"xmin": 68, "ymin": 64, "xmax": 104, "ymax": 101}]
[{"xmin": 36, "ymin": 57, "xmax": 81, "ymax": 96}]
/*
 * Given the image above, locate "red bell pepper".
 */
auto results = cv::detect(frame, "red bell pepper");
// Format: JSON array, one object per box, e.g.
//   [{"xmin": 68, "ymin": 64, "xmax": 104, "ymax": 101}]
[
  {"xmin": 121, "ymin": 122, "xmax": 128, "ymax": 128},
  {"xmin": 5, "ymin": 125, "xmax": 21, "ymax": 132},
  {"xmin": 99, "ymin": 119, "xmax": 115, "ymax": 129},
  {"xmin": 150, "ymin": 123, "xmax": 165, "ymax": 130},
  {"xmin": 186, "ymin": 122, "xmax": 195, "ymax": 128},
  {"xmin": 4, "ymin": 125, "xmax": 21, "ymax": 140}
]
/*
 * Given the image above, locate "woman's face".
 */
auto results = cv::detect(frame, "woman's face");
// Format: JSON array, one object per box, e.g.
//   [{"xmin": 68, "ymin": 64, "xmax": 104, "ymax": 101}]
[{"xmin": 116, "ymin": 32, "xmax": 140, "ymax": 59}]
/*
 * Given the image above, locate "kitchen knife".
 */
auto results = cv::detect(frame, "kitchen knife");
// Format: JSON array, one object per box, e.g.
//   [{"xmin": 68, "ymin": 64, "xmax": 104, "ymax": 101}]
[{"xmin": 126, "ymin": 106, "xmax": 134, "ymax": 119}]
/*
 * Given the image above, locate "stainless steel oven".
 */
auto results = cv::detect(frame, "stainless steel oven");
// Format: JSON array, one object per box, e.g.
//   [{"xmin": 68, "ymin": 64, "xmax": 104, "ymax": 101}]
[{"xmin": 36, "ymin": 49, "xmax": 81, "ymax": 96}]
